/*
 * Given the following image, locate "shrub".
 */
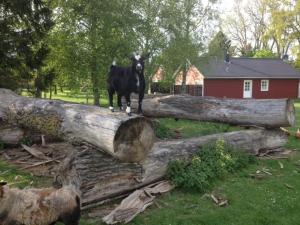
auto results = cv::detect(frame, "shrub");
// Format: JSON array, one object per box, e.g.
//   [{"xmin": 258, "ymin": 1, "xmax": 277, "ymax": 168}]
[{"xmin": 167, "ymin": 139, "xmax": 256, "ymax": 192}]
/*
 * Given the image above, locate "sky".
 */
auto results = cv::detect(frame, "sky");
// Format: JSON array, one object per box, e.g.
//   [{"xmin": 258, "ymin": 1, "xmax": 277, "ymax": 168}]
[{"xmin": 218, "ymin": 0, "xmax": 250, "ymax": 15}]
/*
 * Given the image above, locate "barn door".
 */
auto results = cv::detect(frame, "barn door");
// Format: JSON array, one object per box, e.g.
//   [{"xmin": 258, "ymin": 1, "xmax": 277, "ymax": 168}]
[{"xmin": 243, "ymin": 80, "xmax": 252, "ymax": 98}]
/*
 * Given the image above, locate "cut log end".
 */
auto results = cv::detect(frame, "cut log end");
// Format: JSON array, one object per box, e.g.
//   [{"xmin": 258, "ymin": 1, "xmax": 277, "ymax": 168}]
[
  {"xmin": 286, "ymin": 99, "xmax": 295, "ymax": 127},
  {"xmin": 114, "ymin": 117, "xmax": 155, "ymax": 162}
]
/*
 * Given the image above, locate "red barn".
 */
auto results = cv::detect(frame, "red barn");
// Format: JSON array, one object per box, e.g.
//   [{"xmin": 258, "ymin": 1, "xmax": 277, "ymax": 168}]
[{"xmin": 203, "ymin": 58, "xmax": 300, "ymax": 99}]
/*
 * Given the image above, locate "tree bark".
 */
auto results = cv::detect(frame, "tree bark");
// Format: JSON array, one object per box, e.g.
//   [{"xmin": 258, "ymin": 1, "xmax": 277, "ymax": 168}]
[
  {"xmin": 0, "ymin": 126, "xmax": 24, "ymax": 145},
  {"xmin": 55, "ymin": 129, "xmax": 287, "ymax": 209},
  {"xmin": 0, "ymin": 88, "xmax": 155, "ymax": 162},
  {"xmin": 131, "ymin": 95, "xmax": 295, "ymax": 128}
]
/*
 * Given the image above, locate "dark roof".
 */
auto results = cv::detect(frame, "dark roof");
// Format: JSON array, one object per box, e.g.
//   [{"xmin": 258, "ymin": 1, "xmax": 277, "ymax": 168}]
[{"xmin": 204, "ymin": 57, "xmax": 300, "ymax": 79}]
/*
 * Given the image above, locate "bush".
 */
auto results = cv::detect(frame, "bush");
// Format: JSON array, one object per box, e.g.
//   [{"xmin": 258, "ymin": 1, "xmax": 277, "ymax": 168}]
[{"xmin": 167, "ymin": 139, "xmax": 256, "ymax": 192}]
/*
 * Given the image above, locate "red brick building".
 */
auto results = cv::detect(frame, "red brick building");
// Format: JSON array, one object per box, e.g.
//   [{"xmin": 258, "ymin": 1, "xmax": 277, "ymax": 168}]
[{"xmin": 204, "ymin": 58, "xmax": 300, "ymax": 99}]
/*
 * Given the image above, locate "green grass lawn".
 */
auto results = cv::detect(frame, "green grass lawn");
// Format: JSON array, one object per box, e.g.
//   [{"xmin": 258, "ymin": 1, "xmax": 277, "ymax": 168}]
[
  {"xmin": 3, "ymin": 93, "xmax": 300, "ymax": 225},
  {"xmin": 22, "ymin": 89, "xmax": 110, "ymax": 106}
]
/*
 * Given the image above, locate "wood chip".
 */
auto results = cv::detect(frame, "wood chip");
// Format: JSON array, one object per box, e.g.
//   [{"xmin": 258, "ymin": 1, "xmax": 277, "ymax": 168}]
[
  {"xmin": 262, "ymin": 169, "xmax": 272, "ymax": 176},
  {"xmin": 210, "ymin": 193, "xmax": 228, "ymax": 207},
  {"xmin": 278, "ymin": 161, "xmax": 284, "ymax": 169},
  {"xmin": 280, "ymin": 127, "xmax": 290, "ymax": 135},
  {"xmin": 284, "ymin": 183, "xmax": 295, "ymax": 190}
]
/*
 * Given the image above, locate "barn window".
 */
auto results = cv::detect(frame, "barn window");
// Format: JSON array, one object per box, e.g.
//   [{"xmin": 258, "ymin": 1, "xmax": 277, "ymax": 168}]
[{"xmin": 261, "ymin": 80, "xmax": 269, "ymax": 91}]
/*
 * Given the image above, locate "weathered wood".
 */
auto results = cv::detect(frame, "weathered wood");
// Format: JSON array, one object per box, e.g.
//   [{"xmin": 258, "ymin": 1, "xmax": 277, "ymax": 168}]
[
  {"xmin": 103, "ymin": 181, "xmax": 174, "ymax": 224},
  {"xmin": 131, "ymin": 95, "xmax": 295, "ymax": 127},
  {"xmin": 56, "ymin": 129, "xmax": 287, "ymax": 209},
  {"xmin": 0, "ymin": 88, "xmax": 155, "ymax": 162},
  {"xmin": 0, "ymin": 127, "xmax": 24, "ymax": 145}
]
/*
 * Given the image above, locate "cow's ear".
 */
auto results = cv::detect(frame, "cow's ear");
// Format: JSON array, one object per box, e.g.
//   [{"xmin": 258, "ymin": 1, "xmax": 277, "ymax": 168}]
[
  {"xmin": 130, "ymin": 52, "xmax": 137, "ymax": 61},
  {"xmin": 0, "ymin": 181, "xmax": 7, "ymax": 186}
]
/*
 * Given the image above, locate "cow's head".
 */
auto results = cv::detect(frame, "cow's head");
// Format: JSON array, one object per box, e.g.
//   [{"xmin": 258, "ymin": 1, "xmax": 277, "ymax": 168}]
[{"xmin": 131, "ymin": 53, "xmax": 149, "ymax": 74}]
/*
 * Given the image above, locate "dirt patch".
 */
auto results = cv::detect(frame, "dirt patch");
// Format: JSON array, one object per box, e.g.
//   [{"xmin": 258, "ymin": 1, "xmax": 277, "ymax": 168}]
[{"xmin": 0, "ymin": 142, "xmax": 74, "ymax": 177}]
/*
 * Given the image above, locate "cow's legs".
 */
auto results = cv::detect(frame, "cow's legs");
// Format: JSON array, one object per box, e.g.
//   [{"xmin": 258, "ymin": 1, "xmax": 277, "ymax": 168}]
[
  {"xmin": 125, "ymin": 94, "xmax": 131, "ymax": 116},
  {"xmin": 137, "ymin": 91, "xmax": 144, "ymax": 114},
  {"xmin": 108, "ymin": 88, "xmax": 114, "ymax": 112},
  {"xmin": 117, "ymin": 94, "xmax": 123, "ymax": 111}
]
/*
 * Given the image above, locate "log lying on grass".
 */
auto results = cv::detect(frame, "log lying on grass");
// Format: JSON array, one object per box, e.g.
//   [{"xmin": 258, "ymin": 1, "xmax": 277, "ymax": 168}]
[
  {"xmin": 0, "ymin": 88, "xmax": 155, "ymax": 162},
  {"xmin": 56, "ymin": 129, "xmax": 287, "ymax": 209},
  {"xmin": 131, "ymin": 95, "xmax": 295, "ymax": 127}
]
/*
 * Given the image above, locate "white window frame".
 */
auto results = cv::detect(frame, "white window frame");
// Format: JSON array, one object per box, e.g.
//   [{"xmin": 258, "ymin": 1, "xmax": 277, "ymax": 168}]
[{"xmin": 261, "ymin": 80, "xmax": 269, "ymax": 92}]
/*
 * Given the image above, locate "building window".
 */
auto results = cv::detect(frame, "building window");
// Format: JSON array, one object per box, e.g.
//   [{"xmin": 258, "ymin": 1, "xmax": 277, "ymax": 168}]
[{"xmin": 261, "ymin": 80, "xmax": 269, "ymax": 91}]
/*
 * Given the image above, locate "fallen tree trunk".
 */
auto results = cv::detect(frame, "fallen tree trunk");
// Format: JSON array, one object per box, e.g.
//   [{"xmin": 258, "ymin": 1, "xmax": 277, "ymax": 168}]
[
  {"xmin": 0, "ymin": 126, "xmax": 24, "ymax": 145},
  {"xmin": 131, "ymin": 95, "xmax": 295, "ymax": 128},
  {"xmin": 0, "ymin": 88, "xmax": 154, "ymax": 162},
  {"xmin": 56, "ymin": 129, "xmax": 287, "ymax": 209}
]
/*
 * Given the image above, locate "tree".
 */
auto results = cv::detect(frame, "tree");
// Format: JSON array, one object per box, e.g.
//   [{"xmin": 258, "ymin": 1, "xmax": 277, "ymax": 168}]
[
  {"xmin": 0, "ymin": 0, "xmax": 53, "ymax": 91},
  {"xmin": 133, "ymin": 0, "xmax": 167, "ymax": 94},
  {"xmin": 253, "ymin": 49, "xmax": 277, "ymax": 58},
  {"xmin": 160, "ymin": 0, "xmax": 218, "ymax": 94},
  {"xmin": 223, "ymin": 1, "xmax": 252, "ymax": 56},
  {"xmin": 207, "ymin": 31, "xmax": 231, "ymax": 59},
  {"xmin": 50, "ymin": 0, "xmax": 138, "ymax": 105}
]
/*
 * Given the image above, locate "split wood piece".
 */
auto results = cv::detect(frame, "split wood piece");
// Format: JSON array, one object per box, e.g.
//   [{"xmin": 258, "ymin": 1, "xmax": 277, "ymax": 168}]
[
  {"xmin": 0, "ymin": 127, "xmax": 24, "ymax": 145},
  {"xmin": 56, "ymin": 129, "xmax": 287, "ymax": 209},
  {"xmin": 22, "ymin": 159, "xmax": 58, "ymax": 170},
  {"xmin": 0, "ymin": 88, "xmax": 155, "ymax": 162},
  {"xmin": 102, "ymin": 181, "xmax": 174, "ymax": 224},
  {"xmin": 130, "ymin": 95, "xmax": 295, "ymax": 128},
  {"xmin": 21, "ymin": 144, "xmax": 51, "ymax": 160}
]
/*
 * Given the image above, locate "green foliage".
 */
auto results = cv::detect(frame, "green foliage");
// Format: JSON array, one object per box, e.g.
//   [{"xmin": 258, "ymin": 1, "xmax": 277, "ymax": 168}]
[
  {"xmin": 207, "ymin": 31, "xmax": 231, "ymax": 59},
  {"xmin": 167, "ymin": 139, "xmax": 256, "ymax": 192},
  {"xmin": 295, "ymin": 53, "xmax": 300, "ymax": 69},
  {"xmin": 0, "ymin": 141, "xmax": 4, "ymax": 150},
  {"xmin": 0, "ymin": 0, "xmax": 53, "ymax": 90},
  {"xmin": 253, "ymin": 49, "xmax": 277, "ymax": 58}
]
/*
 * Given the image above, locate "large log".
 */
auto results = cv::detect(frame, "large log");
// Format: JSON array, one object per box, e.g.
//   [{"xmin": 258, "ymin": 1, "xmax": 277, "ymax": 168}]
[
  {"xmin": 0, "ymin": 126, "xmax": 24, "ymax": 145},
  {"xmin": 0, "ymin": 88, "xmax": 155, "ymax": 162},
  {"xmin": 131, "ymin": 95, "xmax": 295, "ymax": 127},
  {"xmin": 55, "ymin": 129, "xmax": 287, "ymax": 209}
]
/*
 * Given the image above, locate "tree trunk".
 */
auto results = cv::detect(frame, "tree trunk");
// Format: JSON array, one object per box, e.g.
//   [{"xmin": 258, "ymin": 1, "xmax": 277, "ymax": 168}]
[
  {"xmin": 49, "ymin": 86, "xmax": 52, "ymax": 99},
  {"xmin": 181, "ymin": 67, "xmax": 187, "ymax": 94},
  {"xmin": 0, "ymin": 88, "xmax": 155, "ymax": 162},
  {"xmin": 131, "ymin": 95, "xmax": 295, "ymax": 128},
  {"xmin": 55, "ymin": 129, "xmax": 287, "ymax": 209},
  {"xmin": 0, "ymin": 126, "xmax": 24, "ymax": 145}
]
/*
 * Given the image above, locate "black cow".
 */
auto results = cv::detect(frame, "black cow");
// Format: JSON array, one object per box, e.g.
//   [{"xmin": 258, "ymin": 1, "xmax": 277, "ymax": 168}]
[{"xmin": 107, "ymin": 53, "xmax": 148, "ymax": 116}]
